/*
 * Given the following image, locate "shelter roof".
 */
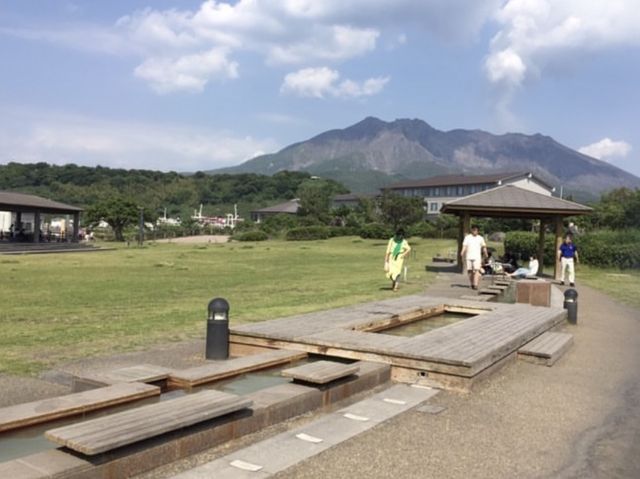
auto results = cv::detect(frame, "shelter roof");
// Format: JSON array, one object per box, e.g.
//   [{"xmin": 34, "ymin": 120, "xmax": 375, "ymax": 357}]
[
  {"xmin": 440, "ymin": 185, "xmax": 592, "ymax": 218},
  {"xmin": 0, "ymin": 191, "xmax": 83, "ymax": 214},
  {"xmin": 252, "ymin": 199, "xmax": 300, "ymax": 214}
]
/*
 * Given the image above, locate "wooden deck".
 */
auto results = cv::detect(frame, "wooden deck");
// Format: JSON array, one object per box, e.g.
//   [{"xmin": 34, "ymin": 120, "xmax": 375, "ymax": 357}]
[
  {"xmin": 230, "ymin": 294, "xmax": 567, "ymax": 389},
  {"xmin": 45, "ymin": 390, "xmax": 252, "ymax": 455},
  {"xmin": 0, "ymin": 383, "xmax": 159, "ymax": 433},
  {"xmin": 281, "ymin": 361, "xmax": 359, "ymax": 384}
]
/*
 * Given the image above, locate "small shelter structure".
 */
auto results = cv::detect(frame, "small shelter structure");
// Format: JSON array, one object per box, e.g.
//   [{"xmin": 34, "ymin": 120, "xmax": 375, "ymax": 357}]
[
  {"xmin": 441, "ymin": 185, "xmax": 592, "ymax": 280},
  {"xmin": 250, "ymin": 199, "xmax": 300, "ymax": 223},
  {"xmin": 0, "ymin": 191, "xmax": 83, "ymax": 243}
]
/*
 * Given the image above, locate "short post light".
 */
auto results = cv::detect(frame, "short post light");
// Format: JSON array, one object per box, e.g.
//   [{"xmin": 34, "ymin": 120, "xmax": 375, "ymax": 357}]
[
  {"xmin": 206, "ymin": 297, "xmax": 230, "ymax": 360},
  {"xmin": 563, "ymin": 288, "xmax": 578, "ymax": 325}
]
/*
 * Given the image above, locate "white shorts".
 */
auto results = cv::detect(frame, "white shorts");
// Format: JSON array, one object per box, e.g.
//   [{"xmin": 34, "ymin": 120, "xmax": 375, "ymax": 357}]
[{"xmin": 466, "ymin": 258, "xmax": 481, "ymax": 271}]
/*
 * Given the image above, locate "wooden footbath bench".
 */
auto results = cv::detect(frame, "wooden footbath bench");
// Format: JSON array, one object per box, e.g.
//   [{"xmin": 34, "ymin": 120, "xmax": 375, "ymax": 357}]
[
  {"xmin": 0, "ymin": 382, "xmax": 159, "ymax": 433},
  {"xmin": 45, "ymin": 390, "xmax": 252, "ymax": 455}
]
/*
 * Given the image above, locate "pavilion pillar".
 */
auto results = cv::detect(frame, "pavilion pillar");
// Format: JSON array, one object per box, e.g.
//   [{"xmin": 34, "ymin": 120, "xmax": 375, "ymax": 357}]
[
  {"xmin": 537, "ymin": 219, "xmax": 545, "ymax": 275},
  {"xmin": 553, "ymin": 216, "xmax": 564, "ymax": 281},
  {"xmin": 72, "ymin": 212, "xmax": 80, "ymax": 243},
  {"xmin": 16, "ymin": 211, "xmax": 22, "ymax": 231},
  {"xmin": 33, "ymin": 211, "xmax": 41, "ymax": 243},
  {"xmin": 457, "ymin": 212, "xmax": 471, "ymax": 273}
]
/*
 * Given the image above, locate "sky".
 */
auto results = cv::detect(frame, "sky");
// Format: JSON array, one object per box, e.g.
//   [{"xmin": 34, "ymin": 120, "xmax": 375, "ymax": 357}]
[{"xmin": 0, "ymin": 0, "xmax": 639, "ymax": 177}]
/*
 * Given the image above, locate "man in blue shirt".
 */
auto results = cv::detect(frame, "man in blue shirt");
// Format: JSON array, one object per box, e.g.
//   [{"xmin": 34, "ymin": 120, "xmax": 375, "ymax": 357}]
[{"xmin": 557, "ymin": 234, "xmax": 579, "ymax": 286}]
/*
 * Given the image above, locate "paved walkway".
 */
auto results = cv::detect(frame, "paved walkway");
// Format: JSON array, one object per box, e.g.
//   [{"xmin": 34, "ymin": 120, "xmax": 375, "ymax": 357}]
[{"xmin": 171, "ymin": 384, "xmax": 438, "ymax": 478}]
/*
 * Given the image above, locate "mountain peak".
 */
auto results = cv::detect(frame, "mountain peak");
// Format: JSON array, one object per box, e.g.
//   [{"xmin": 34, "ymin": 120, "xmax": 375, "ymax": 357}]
[{"xmin": 213, "ymin": 117, "xmax": 640, "ymax": 198}]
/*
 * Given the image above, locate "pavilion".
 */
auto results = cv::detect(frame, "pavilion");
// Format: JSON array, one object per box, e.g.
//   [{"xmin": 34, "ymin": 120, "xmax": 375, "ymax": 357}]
[
  {"xmin": 440, "ymin": 185, "xmax": 592, "ymax": 280},
  {"xmin": 0, "ymin": 191, "xmax": 83, "ymax": 243}
]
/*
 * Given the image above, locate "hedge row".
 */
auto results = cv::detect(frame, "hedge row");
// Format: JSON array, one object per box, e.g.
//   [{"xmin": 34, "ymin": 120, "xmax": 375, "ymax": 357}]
[
  {"xmin": 578, "ymin": 229, "xmax": 640, "ymax": 269},
  {"xmin": 233, "ymin": 230, "xmax": 268, "ymax": 241},
  {"xmin": 505, "ymin": 229, "xmax": 640, "ymax": 269},
  {"xmin": 285, "ymin": 226, "xmax": 330, "ymax": 241}
]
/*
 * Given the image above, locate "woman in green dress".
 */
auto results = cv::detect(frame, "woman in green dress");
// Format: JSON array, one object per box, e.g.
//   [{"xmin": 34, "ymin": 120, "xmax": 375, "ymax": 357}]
[{"xmin": 384, "ymin": 229, "xmax": 411, "ymax": 291}]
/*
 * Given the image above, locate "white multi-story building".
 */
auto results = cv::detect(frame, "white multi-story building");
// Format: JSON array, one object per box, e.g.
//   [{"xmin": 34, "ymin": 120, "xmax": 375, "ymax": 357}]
[{"xmin": 385, "ymin": 172, "xmax": 555, "ymax": 216}]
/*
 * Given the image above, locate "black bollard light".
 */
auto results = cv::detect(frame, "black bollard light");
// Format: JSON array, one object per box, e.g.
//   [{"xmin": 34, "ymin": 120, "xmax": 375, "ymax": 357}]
[
  {"xmin": 206, "ymin": 297, "xmax": 230, "ymax": 360},
  {"xmin": 563, "ymin": 288, "xmax": 578, "ymax": 325}
]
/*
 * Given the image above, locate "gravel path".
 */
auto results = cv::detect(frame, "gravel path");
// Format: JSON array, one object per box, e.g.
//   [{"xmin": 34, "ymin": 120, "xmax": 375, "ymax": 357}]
[{"xmin": 272, "ymin": 285, "xmax": 640, "ymax": 479}]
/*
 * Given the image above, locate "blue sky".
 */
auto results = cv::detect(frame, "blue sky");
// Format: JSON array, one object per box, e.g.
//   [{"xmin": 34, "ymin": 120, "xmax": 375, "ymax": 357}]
[{"xmin": 0, "ymin": 0, "xmax": 638, "ymax": 176}]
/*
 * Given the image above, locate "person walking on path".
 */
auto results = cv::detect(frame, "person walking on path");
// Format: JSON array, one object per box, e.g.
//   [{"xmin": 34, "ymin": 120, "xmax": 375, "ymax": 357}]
[
  {"xmin": 558, "ymin": 234, "xmax": 579, "ymax": 286},
  {"xmin": 461, "ymin": 225, "xmax": 487, "ymax": 290},
  {"xmin": 384, "ymin": 228, "xmax": 411, "ymax": 292}
]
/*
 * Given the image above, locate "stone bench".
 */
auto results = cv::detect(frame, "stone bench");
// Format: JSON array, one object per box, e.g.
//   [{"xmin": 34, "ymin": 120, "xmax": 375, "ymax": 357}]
[
  {"xmin": 45, "ymin": 390, "xmax": 252, "ymax": 455},
  {"xmin": 281, "ymin": 361, "xmax": 359, "ymax": 384},
  {"xmin": 518, "ymin": 332, "xmax": 574, "ymax": 366}
]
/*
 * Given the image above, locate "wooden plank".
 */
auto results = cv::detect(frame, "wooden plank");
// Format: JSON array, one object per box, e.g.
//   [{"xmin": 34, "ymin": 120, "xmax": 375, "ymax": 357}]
[
  {"xmin": 45, "ymin": 390, "xmax": 252, "ymax": 455},
  {"xmin": 75, "ymin": 364, "xmax": 173, "ymax": 387},
  {"xmin": 0, "ymin": 382, "xmax": 159, "ymax": 433},
  {"xmin": 281, "ymin": 360, "xmax": 359, "ymax": 384},
  {"xmin": 168, "ymin": 349, "xmax": 306, "ymax": 387}
]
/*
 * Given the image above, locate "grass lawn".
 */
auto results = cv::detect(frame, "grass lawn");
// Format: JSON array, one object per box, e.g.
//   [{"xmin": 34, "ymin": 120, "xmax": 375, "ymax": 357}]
[
  {"xmin": 0, "ymin": 237, "xmax": 455, "ymax": 375},
  {"xmin": 577, "ymin": 265, "xmax": 640, "ymax": 309}
]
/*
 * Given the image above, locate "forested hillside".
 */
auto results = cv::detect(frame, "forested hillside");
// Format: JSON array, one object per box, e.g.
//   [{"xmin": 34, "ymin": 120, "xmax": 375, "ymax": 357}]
[{"xmin": 0, "ymin": 162, "xmax": 331, "ymax": 218}]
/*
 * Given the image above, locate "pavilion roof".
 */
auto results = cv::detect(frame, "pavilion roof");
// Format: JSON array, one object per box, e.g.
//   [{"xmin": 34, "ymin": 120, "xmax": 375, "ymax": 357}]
[
  {"xmin": 440, "ymin": 185, "xmax": 592, "ymax": 218},
  {"xmin": 0, "ymin": 191, "xmax": 83, "ymax": 214}
]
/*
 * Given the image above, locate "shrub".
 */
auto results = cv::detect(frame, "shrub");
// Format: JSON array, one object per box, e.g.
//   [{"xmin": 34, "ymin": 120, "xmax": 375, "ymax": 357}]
[
  {"xmin": 359, "ymin": 223, "xmax": 393, "ymax": 240},
  {"xmin": 285, "ymin": 226, "xmax": 330, "ymax": 241},
  {"xmin": 504, "ymin": 231, "xmax": 555, "ymax": 265},
  {"xmin": 409, "ymin": 221, "xmax": 437, "ymax": 238},
  {"xmin": 233, "ymin": 230, "xmax": 268, "ymax": 242},
  {"xmin": 578, "ymin": 229, "xmax": 640, "ymax": 269},
  {"xmin": 327, "ymin": 226, "xmax": 359, "ymax": 238}
]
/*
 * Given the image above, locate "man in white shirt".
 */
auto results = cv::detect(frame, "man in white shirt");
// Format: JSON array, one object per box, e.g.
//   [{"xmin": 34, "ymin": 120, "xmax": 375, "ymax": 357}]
[{"xmin": 461, "ymin": 225, "xmax": 487, "ymax": 290}]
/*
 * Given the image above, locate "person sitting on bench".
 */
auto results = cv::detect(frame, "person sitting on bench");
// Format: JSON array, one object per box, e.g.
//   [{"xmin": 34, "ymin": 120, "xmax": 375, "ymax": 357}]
[{"xmin": 507, "ymin": 255, "xmax": 539, "ymax": 279}]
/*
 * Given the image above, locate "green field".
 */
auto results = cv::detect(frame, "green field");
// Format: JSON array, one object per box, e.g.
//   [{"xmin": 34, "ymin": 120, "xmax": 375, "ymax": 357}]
[
  {"xmin": 0, "ymin": 237, "xmax": 455, "ymax": 375},
  {"xmin": 577, "ymin": 265, "xmax": 640, "ymax": 309}
]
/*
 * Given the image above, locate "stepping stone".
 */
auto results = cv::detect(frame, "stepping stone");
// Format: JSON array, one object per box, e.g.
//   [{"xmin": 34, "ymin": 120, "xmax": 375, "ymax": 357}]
[
  {"xmin": 478, "ymin": 288, "xmax": 499, "ymax": 295},
  {"xmin": 518, "ymin": 332, "xmax": 573, "ymax": 366},
  {"xmin": 281, "ymin": 360, "xmax": 359, "ymax": 384},
  {"xmin": 460, "ymin": 295, "xmax": 491, "ymax": 301}
]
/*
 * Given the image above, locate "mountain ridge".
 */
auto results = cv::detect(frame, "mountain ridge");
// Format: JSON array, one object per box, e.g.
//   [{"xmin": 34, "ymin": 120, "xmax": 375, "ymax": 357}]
[{"xmin": 214, "ymin": 117, "xmax": 639, "ymax": 198}]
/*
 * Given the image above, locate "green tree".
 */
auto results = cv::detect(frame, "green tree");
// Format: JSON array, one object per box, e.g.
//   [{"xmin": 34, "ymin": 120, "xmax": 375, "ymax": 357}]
[
  {"xmin": 85, "ymin": 198, "xmax": 145, "ymax": 241},
  {"xmin": 379, "ymin": 192, "xmax": 424, "ymax": 230},
  {"xmin": 297, "ymin": 179, "xmax": 338, "ymax": 222}
]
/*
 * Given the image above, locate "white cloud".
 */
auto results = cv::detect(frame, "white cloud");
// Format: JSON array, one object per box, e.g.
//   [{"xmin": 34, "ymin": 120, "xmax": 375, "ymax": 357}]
[
  {"xmin": 1, "ymin": 1, "xmax": 500, "ymax": 94},
  {"xmin": 0, "ymin": 108, "xmax": 278, "ymax": 171},
  {"xmin": 134, "ymin": 48, "xmax": 238, "ymax": 94},
  {"xmin": 579, "ymin": 138, "xmax": 632, "ymax": 161},
  {"xmin": 281, "ymin": 67, "xmax": 388, "ymax": 98},
  {"xmin": 486, "ymin": 0, "xmax": 640, "ymax": 88}
]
